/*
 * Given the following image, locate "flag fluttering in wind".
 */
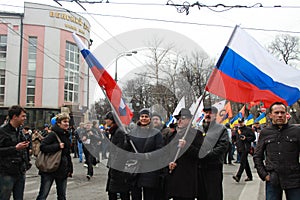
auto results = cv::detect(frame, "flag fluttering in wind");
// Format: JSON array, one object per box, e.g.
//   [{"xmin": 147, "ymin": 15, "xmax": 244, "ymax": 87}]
[
  {"xmin": 230, "ymin": 105, "xmax": 245, "ymax": 127},
  {"xmin": 245, "ymin": 114, "xmax": 254, "ymax": 126},
  {"xmin": 166, "ymin": 97, "xmax": 185, "ymax": 126},
  {"xmin": 255, "ymin": 112, "xmax": 267, "ymax": 124},
  {"xmin": 205, "ymin": 25, "xmax": 300, "ymax": 107},
  {"xmin": 220, "ymin": 101, "xmax": 233, "ymax": 125},
  {"xmin": 72, "ymin": 33, "xmax": 133, "ymax": 125},
  {"xmin": 190, "ymin": 96, "xmax": 204, "ymax": 126}
]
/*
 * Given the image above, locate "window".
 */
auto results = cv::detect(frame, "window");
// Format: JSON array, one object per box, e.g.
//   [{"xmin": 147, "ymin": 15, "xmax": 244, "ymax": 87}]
[
  {"xmin": 0, "ymin": 69, "xmax": 5, "ymax": 105},
  {"xmin": 64, "ymin": 42, "xmax": 79, "ymax": 103},
  {"xmin": 26, "ymin": 37, "xmax": 37, "ymax": 106},
  {"xmin": 0, "ymin": 35, "xmax": 7, "ymax": 105},
  {"xmin": 0, "ymin": 35, "xmax": 7, "ymax": 70}
]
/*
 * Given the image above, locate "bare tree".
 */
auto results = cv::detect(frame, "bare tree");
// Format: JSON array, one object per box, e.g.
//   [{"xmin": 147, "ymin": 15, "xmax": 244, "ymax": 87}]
[
  {"xmin": 268, "ymin": 34, "xmax": 300, "ymax": 122},
  {"xmin": 268, "ymin": 34, "xmax": 300, "ymax": 64}
]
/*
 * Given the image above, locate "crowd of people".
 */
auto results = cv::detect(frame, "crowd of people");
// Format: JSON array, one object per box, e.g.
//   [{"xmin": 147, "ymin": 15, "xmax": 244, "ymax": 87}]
[{"xmin": 0, "ymin": 101, "xmax": 299, "ymax": 200}]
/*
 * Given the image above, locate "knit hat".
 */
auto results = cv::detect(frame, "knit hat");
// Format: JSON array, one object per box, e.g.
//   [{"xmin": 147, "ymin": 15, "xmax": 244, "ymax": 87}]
[{"xmin": 139, "ymin": 108, "xmax": 152, "ymax": 117}]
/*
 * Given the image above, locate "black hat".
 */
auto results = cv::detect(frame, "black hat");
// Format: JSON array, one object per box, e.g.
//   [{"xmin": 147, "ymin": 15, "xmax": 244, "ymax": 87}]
[
  {"xmin": 174, "ymin": 108, "xmax": 192, "ymax": 120},
  {"xmin": 203, "ymin": 106, "xmax": 218, "ymax": 114},
  {"xmin": 139, "ymin": 108, "xmax": 152, "ymax": 117},
  {"xmin": 104, "ymin": 111, "xmax": 115, "ymax": 123},
  {"xmin": 238, "ymin": 118, "xmax": 245, "ymax": 123}
]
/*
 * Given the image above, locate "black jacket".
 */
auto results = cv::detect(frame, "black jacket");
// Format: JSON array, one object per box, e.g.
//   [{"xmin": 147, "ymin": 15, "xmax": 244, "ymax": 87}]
[
  {"xmin": 253, "ymin": 123, "xmax": 300, "ymax": 189},
  {"xmin": 0, "ymin": 123, "xmax": 30, "ymax": 176},
  {"xmin": 39, "ymin": 125, "xmax": 73, "ymax": 178},
  {"xmin": 106, "ymin": 124, "xmax": 130, "ymax": 193},
  {"xmin": 128, "ymin": 123, "xmax": 164, "ymax": 188},
  {"xmin": 236, "ymin": 125, "xmax": 255, "ymax": 153},
  {"xmin": 199, "ymin": 121, "xmax": 229, "ymax": 167}
]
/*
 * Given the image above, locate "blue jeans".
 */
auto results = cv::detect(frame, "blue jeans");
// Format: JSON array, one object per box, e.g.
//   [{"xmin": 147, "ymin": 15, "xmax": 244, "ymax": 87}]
[
  {"xmin": 77, "ymin": 142, "xmax": 83, "ymax": 162},
  {"xmin": 36, "ymin": 173, "xmax": 67, "ymax": 200},
  {"xmin": 0, "ymin": 174, "xmax": 25, "ymax": 200},
  {"xmin": 266, "ymin": 182, "xmax": 300, "ymax": 200}
]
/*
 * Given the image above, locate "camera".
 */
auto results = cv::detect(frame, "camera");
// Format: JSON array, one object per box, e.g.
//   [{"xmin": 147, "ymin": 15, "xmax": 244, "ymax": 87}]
[{"xmin": 239, "ymin": 134, "xmax": 245, "ymax": 139}]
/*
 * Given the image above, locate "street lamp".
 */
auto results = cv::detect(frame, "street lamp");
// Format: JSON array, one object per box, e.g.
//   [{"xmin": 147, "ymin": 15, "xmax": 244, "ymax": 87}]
[{"xmin": 115, "ymin": 50, "xmax": 137, "ymax": 82}]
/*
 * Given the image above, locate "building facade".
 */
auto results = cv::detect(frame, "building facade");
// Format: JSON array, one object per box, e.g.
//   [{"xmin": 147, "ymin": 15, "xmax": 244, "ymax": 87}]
[{"xmin": 0, "ymin": 2, "xmax": 91, "ymax": 128}]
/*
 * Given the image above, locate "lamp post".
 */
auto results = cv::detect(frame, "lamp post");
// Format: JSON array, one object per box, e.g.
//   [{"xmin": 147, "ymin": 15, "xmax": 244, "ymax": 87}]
[{"xmin": 115, "ymin": 50, "xmax": 137, "ymax": 82}]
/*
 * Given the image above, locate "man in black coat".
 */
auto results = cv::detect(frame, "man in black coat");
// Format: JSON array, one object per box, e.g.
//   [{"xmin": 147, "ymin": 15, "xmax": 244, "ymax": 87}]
[
  {"xmin": 167, "ymin": 108, "xmax": 203, "ymax": 200},
  {"xmin": 232, "ymin": 117, "xmax": 255, "ymax": 182},
  {"xmin": 253, "ymin": 102, "xmax": 300, "ymax": 200},
  {"xmin": 0, "ymin": 105, "xmax": 30, "ymax": 200},
  {"xmin": 198, "ymin": 106, "xmax": 229, "ymax": 200},
  {"xmin": 105, "ymin": 111, "xmax": 130, "ymax": 200}
]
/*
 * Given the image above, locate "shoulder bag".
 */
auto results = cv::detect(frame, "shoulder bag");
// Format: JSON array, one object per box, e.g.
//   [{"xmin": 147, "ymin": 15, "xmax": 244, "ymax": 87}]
[{"xmin": 35, "ymin": 133, "xmax": 62, "ymax": 173}]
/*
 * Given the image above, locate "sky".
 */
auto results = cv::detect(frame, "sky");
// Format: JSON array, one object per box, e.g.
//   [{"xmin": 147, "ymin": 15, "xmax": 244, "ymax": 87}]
[{"xmin": 1, "ymin": 0, "xmax": 300, "ymax": 103}]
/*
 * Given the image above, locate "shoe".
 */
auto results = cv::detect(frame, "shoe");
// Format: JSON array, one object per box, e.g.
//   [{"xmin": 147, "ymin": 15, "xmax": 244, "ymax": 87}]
[
  {"xmin": 83, "ymin": 164, "xmax": 88, "ymax": 168},
  {"xmin": 93, "ymin": 164, "xmax": 99, "ymax": 168},
  {"xmin": 245, "ymin": 177, "xmax": 253, "ymax": 182},
  {"xmin": 86, "ymin": 175, "xmax": 91, "ymax": 181},
  {"xmin": 232, "ymin": 175, "xmax": 240, "ymax": 183},
  {"xmin": 234, "ymin": 161, "xmax": 240, "ymax": 164}
]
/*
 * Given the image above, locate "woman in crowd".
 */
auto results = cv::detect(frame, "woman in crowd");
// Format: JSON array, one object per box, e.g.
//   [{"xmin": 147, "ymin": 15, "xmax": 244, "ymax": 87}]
[
  {"xmin": 31, "ymin": 128, "xmax": 44, "ymax": 157},
  {"xmin": 36, "ymin": 113, "xmax": 73, "ymax": 200},
  {"xmin": 128, "ymin": 108, "xmax": 164, "ymax": 200}
]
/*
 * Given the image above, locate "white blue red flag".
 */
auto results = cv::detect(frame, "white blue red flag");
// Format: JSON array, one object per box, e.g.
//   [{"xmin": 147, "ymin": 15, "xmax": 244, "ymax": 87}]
[
  {"xmin": 206, "ymin": 25, "xmax": 300, "ymax": 107},
  {"xmin": 72, "ymin": 33, "xmax": 133, "ymax": 125}
]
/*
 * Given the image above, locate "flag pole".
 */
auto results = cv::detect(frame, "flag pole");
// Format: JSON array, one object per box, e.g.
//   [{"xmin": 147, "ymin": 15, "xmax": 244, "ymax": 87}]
[
  {"xmin": 169, "ymin": 90, "xmax": 207, "ymax": 173},
  {"xmin": 72, "ymin": 33, "xmax": 138, "ymax": 153},
  {"xmin": 98, "ymin": 85, "xmax": 139, "ymax": 153}
]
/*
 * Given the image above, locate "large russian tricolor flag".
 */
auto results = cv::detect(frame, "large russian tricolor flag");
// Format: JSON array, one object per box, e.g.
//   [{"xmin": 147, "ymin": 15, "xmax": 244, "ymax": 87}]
[
  {"xmin": 206, "ymin": 26, "xmax": 300, "ymax": 107},
  {"xmin": 72, "ymin": 33, "xmax": 133, "ymax": 125}
]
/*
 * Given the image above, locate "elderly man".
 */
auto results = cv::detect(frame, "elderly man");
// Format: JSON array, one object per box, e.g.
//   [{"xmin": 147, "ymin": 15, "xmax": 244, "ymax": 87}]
[
  {"xmin": 253, "ymin": 102, "xmax": 300, "ymax": 200},
  {"xmin": 198, "ymin": 106, "xmax": 229, "ymax": 200},
  {"xmin": 168, "ymin": 108, "xmax": 203, "ymax": 200}
]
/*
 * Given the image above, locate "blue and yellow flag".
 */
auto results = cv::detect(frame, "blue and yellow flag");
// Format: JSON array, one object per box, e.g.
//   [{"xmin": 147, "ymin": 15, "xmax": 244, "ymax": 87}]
[{"xmin": 254, "ymin": 112, "xmax": 267, "ymax": 124}]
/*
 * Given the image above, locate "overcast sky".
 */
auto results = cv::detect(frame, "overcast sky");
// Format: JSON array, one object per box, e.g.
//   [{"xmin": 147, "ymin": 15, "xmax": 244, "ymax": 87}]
[{"xmin": 1, "ymin": 0, "xmax": 300, "ymax": 102}]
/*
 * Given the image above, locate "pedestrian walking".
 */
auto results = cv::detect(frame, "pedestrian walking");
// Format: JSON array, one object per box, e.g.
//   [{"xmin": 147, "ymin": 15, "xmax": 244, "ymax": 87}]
[
  {"xmin": 81, "ymin": 121, "xmax": 101, "ymax": 180},
  {"xmin": 253, "ymin": 102, "xmax": 300, "ymax": 200},
  {"xmin": 232, "ymin": 118, "xmax": 256, "ymax": 183},
  {"xmin": 36, "ymin": 113, "xmax": 73, "ymax": 200},
  {"xmin": 31, "ymin": 128, "xmax": 44, "ymax": 157},
  {"xmin": 0, "ymin": 105, "xmax": 31, "ymax": 200}
]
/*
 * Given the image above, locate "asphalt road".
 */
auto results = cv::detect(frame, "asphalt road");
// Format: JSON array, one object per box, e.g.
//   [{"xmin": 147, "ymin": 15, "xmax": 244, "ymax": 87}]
[{"xmin": 21, "ymin": 154, "xmax": 266, "ymax": 200}]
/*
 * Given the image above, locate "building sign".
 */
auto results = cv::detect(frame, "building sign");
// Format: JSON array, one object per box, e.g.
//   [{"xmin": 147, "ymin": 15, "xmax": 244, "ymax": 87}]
[{"xmin": 49, "ymin": 11, "xmax": 90, "ymax": 35}]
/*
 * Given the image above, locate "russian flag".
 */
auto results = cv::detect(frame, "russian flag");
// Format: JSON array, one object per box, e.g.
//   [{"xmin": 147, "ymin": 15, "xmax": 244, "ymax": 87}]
[
  {"xmin": 72, "ymin": 33, "xmax": 133, "ymax": 125},
  {"xmin": 206, "ymin": 26, "xmax": 300, "ymax": 107}
]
